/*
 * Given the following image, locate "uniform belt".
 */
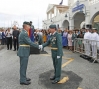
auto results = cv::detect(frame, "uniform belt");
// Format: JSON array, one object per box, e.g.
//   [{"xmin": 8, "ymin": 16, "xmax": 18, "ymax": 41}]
[
  {"xmin": 51, "ymin": 48, "xmax": 58, "ymax": 50},
  {"xmin": 20, "ymin": 45, "xmax": 30, "ymax": 47}
]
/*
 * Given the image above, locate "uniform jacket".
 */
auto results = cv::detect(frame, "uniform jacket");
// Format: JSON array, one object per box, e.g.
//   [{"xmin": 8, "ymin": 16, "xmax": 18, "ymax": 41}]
[
  {"xmin": 17, "ymin": 29, "xmax": 39, "ymax": 57},
  {"xmin": 43, "ymin": 32, "xmax": 63, "ymax": 56}
]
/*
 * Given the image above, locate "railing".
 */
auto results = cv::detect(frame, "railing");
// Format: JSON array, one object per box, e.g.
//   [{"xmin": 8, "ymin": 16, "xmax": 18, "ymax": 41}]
[
  {"xmin": 89, "ymin": 0, "xmax": 99, "ymax": 5},
  {"xmin": 74, "ymin": 38, "xmax": 99, "ymax": 63}
]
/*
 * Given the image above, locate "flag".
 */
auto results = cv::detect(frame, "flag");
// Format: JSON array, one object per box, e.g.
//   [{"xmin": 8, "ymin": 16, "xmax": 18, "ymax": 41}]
[{"xmin": 59, "ymin": 0, "xmax": 63, "ymax": 5}]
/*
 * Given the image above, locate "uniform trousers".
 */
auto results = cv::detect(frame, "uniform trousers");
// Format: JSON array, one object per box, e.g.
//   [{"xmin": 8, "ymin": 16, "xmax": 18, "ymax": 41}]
[
  {"xmin": 51, "ymin": 50, "xmax": 62, "ymax": 81},
  {"xmin": 7, "ymin": 37, "xmax": 12, "ymax": 49},
  {"xmin": 13, "ymin": 39, "xmax": 19, "ymax": 50},
  {"xmin": 91, "ymin": 45, "xmax": 97, "ymax": 58},
  {"xmin": 20, "ymin": 56, "xmax": 29, "ymax": 83}
]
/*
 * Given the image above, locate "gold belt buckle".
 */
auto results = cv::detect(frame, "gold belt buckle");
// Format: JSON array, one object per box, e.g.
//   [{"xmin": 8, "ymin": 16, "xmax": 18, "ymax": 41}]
[{"xmin": 20, "ymin": 45, "xmax": 30, "ymax": 47}]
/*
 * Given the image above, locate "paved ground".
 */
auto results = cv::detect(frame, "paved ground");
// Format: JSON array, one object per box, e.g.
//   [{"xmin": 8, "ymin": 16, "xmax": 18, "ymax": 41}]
[
  {"xmin": 0, "ymin": 46, "xmax": 99, "ymax": 89},
  {"xmin": 0, "ymin": 45, "xmax": 5, "ymax": 50}
]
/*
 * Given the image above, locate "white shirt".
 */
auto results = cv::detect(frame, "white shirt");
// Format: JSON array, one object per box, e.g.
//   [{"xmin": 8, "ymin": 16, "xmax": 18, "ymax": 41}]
[
  {"xmin": 84, "ymin": 31, "xmax": 91, "ymax": 40},
  {"xmin": 91, "ymin": 32, "xmax": 99, "ymax": 45},
  {"xmin": 83, "ymin": 31, "xmax": 91, "ymax": 44},
  {"xmin": 6, "ymin": 31, "xmax": 12, "ymax": 37}
]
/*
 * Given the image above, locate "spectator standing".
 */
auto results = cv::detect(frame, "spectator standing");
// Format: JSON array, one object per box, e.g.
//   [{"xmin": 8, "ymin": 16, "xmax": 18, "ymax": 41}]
[
  {"xmin": 43, "ymin": 30, "xmax": 47, "ymax": 43},
  {"xmin": 77, "ymin": 31, "xmax": 84, "ymax": 52},
  {"xmin": 67, "ymin": 31, "xmax": 72, "ymax": 50},
  {"xmin": 1, "ymin": 29, "xmax": 6, "ymax": 45},
  {"xmin": 63, "ymin": 29, "xmax": 68, "ymax": 37},
  {"xmin": 72, "ymin": 30, "xmax": 77, "ymax": 51},
  {"xmin": 0, "ymin": 29, "xmax": 2, "ymax": 44},
  {"xmin": 6, "ymin": 28, "xmax": 12, "ymax": 50},
  {"xmin": 63, "ymin": 29, "xmax": 68, "ymax": 47},
  {"xmin": 12, "ymin": 25, "xmax": 19, "ymax": 51}
]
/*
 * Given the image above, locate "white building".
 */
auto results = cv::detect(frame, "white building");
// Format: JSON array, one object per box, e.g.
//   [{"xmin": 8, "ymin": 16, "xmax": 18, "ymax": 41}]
[{"xmin": 42, "ymin": 0, "xmax": 99, "ymax": 31}]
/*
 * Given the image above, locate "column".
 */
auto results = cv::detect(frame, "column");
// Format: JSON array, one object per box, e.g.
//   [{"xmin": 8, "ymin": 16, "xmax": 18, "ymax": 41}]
[
  {"xmin": 54, "ymin": 7, "xmax": 56, "ymax": 16},
  {"xmin": 54, "ymin": 7, "xmax": 58, "ymax": 16},
  {"xmin": 69, "ymin": 18, "xmax": 74, "ymax": 30},
  {"xmin": 50, "ymin": 12, "xmax": 52, "ymax": 19},
  {"xmin": 47, "ymin": 14, "xmax": 49, "ymax": 20}
]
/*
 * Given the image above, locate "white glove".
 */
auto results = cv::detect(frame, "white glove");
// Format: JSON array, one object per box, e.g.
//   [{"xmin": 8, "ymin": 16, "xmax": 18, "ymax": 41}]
[
  {"xmin": 57, "ymin": 56, "xmax": 60, "ymax": 59},
  {"xmin": 39, "ymin": 45, "xmax": 43, "ymax": 50}
]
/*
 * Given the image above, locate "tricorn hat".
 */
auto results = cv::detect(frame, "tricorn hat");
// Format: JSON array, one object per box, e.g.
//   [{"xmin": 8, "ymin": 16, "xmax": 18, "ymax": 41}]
[
  {"xmin": 49, "ymin": 24, "xmax": 56, "ymax": 29},
  {"xmin": 23, "ymin": 21, "xmax": 31, "ymax": 26}
]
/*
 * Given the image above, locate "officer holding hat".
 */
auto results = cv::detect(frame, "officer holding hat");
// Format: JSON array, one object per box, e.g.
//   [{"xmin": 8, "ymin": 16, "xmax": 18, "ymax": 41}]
[
  {"xmin": 39, "ymin": 24, "xmax": 63, "ymax": 84},
  {"xmin": 17, "ymin": 21, "xmax": 39, "ymax": 85}
]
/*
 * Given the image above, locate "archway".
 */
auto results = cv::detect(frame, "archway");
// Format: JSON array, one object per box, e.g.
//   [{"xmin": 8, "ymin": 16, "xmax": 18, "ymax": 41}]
[
  {"xmin": 90, "ymin": 11, "xmax": 99, "ymax": 32},
  {"xmin": 73, "ymin": 12, "xmax": 85, "ymax": 29},
  {"xmin": 62, "ymin": 20, "xmax": 69, "ymax": 30}
]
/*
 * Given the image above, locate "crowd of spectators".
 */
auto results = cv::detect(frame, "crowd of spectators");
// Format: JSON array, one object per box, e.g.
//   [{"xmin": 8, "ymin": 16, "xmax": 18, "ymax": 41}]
[{"xmin": 0, "ymin": 27, "xmax": 98, "ymax": 53}]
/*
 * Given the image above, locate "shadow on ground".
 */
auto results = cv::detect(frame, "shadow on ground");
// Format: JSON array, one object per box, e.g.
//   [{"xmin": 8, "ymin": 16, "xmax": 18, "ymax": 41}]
[{"xmin": 39, "ymin": 70, "xmax": 83, "ymax": 89}]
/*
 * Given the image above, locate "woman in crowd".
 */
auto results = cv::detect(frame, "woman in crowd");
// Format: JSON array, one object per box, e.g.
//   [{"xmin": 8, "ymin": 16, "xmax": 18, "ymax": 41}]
[
  {"xmin": 77, "ymin": 31, "xmax": 84, "ymax": 52},
  {"xmin": 6, "ymin": 28, "xmax": 12, "ymax": 50},
  {"xmin": 72, "ymin": 30, "xmax": 77, "ymax": 52},
  {"xmin": 0, "ymin": 29, "xmax": 2, "ymax": 44},
  {"xmin": 43, "ymin": 30, "xmax": 47, "ymax": 43},
  {"xmin": 67, "ymin": 30, "xmax": 73, "ymax": 50},
  {"xmin": 1, "ymin": 29, "xmax": 6, "ymax": 45}
]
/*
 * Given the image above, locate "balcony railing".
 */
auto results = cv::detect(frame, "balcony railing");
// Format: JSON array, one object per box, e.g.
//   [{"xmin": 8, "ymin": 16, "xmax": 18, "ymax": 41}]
[{"xmin": 89, "ymin": 0, "xmax": 99, "ymax": 5}]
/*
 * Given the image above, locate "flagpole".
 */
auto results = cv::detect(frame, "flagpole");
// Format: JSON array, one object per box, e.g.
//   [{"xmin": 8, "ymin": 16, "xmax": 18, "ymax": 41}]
[{"xmin": 59, "ymin": 0, "xmax": 64, "ymax": 30}]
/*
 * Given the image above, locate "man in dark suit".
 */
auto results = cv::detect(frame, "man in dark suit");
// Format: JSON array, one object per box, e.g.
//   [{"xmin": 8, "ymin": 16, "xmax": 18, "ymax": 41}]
[
  {"xmin": 17, "ymin": 22, "xmax": 39, "ymax": 85},
  {"xmin": 12, "ymin": 26, "xmax": 19, "ymax": 51}
]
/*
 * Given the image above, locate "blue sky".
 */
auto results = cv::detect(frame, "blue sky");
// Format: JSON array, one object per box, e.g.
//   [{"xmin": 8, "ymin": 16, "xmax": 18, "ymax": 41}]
[{"xmin": 0, "ymin": 0, "xmax": 68, "ymax": 28}]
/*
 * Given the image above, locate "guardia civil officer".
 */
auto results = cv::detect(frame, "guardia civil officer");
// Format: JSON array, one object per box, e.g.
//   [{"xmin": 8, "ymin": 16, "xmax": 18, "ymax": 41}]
[
  {"xmin": 17, "ymin": 22, "xmax": 39, "ymax": 85},
  {"xmin": 39, "ymin": 25, "xmax": 63, "ymax": 84}
]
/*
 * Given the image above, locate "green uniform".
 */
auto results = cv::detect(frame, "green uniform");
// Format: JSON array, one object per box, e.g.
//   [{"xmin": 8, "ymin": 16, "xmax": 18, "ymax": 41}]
[
  {"xmin": 17, "ymin": 29, "xmax": 39, "ymax": 83},
  {"xmin": 43, "ymin": 32, "xmax": 63, "ymax": 81}
]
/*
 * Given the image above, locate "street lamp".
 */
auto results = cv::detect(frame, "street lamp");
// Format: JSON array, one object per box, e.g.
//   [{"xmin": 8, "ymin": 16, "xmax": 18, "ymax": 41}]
[
  {"xmin": 51, "ymin": 19, "xmax": 53, "ymax": 22},
  {"xmin": 43, "ymin": 21, "xmax": 47, "ymax": 29},
  {"xmin": 65, "ymin": 12, "xmax": 70, "ymax": 18},
  {"xmin": 65, "ymin": 12, "xmax": 72, "ymax": 20}
]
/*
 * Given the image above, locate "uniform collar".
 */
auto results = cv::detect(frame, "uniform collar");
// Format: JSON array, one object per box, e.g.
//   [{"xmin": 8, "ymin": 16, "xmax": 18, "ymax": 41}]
[{"xmin": 23, "ymin": 29, "xmax": 28, "ymax": 33}]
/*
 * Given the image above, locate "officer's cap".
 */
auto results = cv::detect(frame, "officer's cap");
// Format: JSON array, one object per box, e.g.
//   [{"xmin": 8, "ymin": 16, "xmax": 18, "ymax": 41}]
[
  {"xmin": 30, "ymin": 21, "xmax": 32, "ymax": 23},
  {"xmin": 85, "ymin": 28, "xmax": 90, "ymax": 30},
  {"xmin": 23, "ymin": 21, "xmax": 31, "ymax": 26},
  {"xmin": 49, "ymin": 25, "xmax": 56, "ymax": 29},
  {"xmin": 92, "ymin": 28, "xmax": 97, "ymax": 30}
]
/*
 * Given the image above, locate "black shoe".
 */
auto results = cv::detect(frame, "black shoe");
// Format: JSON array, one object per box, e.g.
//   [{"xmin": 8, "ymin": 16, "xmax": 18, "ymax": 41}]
[
  {"xmin": 50, "ymin": 76, "xmax": 55, "ymax": 80},
  {"xmin": 7, "ymin": 48, "xmax": 9, "ymax": 50},
  {"xmin": 52, "ymin": 80, "xmax": 59, "ymax": 84},
  {"xmin": 13, "ymin": 50, "xmax": 16, "ymax": 51},
  {"xmin": 20, "ymin": 81, "xmax": 31, "ymax": 85},
  {"xmin": 26, "ymin": 78, "xmax": 31, "ymax": 81}
]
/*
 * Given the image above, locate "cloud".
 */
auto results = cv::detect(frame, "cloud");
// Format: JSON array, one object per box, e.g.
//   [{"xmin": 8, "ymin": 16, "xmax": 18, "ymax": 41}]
[{"xmin": 0, "ymin": 0, "xmax": 68, "ymax": 28}]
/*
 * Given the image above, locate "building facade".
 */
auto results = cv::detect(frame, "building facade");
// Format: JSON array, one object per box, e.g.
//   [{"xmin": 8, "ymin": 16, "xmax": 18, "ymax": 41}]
[{"xmin": 42, "ymin": 0, "xmax": 99, "ymax": 31}]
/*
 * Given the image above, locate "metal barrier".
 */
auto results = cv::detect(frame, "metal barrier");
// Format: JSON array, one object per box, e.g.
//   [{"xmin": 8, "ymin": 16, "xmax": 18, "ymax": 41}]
[{"xmin": 74, "ymin": 38, "xmax": 99, "ymax": 63}]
